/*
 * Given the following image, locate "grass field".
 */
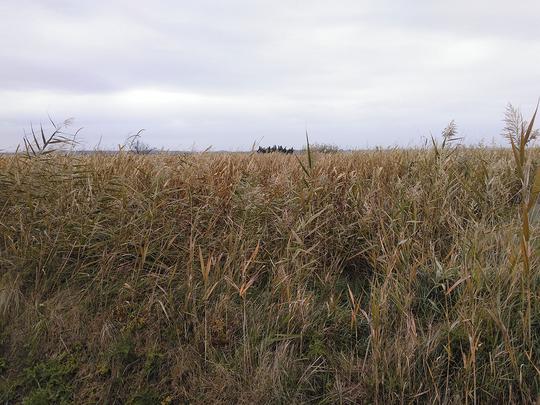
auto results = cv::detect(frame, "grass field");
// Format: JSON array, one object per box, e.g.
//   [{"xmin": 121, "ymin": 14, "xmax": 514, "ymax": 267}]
[{"xmin": 1, "ymin": 113, "xmax": 540, "ymax": 403}]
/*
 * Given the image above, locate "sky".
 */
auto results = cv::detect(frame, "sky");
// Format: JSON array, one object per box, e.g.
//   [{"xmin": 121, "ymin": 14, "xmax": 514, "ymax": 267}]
[{"xmin": 1, "ymin": 0, "xmax": 540, "ymax": 151}]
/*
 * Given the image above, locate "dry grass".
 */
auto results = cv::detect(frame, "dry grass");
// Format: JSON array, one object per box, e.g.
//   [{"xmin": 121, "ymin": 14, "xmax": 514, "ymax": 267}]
[{"xmin": 1, "ymin": 116, "xmax": 540, "ymax": 403}]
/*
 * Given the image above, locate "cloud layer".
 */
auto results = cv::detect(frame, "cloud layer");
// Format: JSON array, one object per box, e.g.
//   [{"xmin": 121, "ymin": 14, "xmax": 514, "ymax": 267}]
[{"xmin": 1, "ymin": 0, "xmax": 540, "ymax": 150}]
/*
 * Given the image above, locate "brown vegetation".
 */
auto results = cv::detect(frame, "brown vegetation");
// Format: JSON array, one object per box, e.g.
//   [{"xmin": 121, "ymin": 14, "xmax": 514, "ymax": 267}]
[{"xmin": 1, "ymin": 108, "xmax": 540, "ymax": 403}]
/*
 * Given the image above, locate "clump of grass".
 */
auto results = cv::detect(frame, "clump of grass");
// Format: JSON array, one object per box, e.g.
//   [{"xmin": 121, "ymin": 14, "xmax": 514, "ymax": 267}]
[
  {"xmin": 0, "ymin": 353, "xmax": 77, "ymax": 404},
  {"xmin": 0, "ymin": 106, "xmax": 540, "ymax": 403}
]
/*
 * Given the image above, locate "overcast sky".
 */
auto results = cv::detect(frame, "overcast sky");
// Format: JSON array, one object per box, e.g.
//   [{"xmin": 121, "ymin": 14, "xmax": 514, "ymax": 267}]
[{"xmin": 1, "ymin": 0, "xmax": 539, "ymax": 150}]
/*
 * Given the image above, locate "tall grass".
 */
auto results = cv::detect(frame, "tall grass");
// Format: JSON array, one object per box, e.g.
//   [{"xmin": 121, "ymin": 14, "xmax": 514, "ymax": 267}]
[{"xmin": 1, "ymin": 113, "xmax": 540, "ymax": 403}]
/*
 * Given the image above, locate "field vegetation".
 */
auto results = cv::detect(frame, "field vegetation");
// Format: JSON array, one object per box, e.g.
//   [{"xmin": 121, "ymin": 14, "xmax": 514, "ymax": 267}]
[{"xmin": 1, "ymin": 106, "xmax": 540, "ymax": 403}]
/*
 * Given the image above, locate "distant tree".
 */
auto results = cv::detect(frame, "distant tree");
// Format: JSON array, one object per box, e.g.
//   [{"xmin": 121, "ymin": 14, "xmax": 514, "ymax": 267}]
[
  {"xmin": 257, "ymin": 145, "xmax": 294, "ymax": 154},
  {"xmin": 306, "ymin": 143, "xmax": 340, "ymax": 154},
  {"xmin": 125, "ymin": 130, "xmax": 155, "ymax": 155}
]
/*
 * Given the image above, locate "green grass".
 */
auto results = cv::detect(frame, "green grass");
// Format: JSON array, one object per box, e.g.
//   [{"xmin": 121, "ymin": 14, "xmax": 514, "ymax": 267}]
[{"xmin": 1, "ymin": 116, "xmax": 540, "ymax": 402}]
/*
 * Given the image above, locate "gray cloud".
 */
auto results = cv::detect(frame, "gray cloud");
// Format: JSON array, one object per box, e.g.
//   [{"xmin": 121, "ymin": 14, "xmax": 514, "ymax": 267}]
[{"xmin": 1, "ymin": 0, "xmax": 539, "ymax": 150}]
